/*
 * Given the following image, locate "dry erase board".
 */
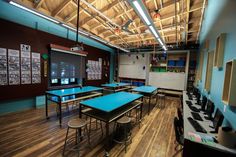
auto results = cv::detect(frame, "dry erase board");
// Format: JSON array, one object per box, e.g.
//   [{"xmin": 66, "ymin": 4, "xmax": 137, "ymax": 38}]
[{"xmin": 118, "ymin": 54, "xmax": 146, "ymax": 79}]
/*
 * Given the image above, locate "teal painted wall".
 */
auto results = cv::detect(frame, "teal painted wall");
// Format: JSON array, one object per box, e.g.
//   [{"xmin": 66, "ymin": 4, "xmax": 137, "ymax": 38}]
[
  {"xmin": 0, "ymin": 98, "xmax": 35, "ymax": 115},
  {"xmin": 197, "ymin": 0, "xmax": 236, "ymax": 129},
  {"xmin": 0, "ymin": 0, "xmax": 116, "ymax": 115}
]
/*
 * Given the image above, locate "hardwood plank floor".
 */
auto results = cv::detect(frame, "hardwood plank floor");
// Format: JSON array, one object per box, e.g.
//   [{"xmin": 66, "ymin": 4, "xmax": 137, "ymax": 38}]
[{"xmin": 0, "ymin": 97, "xmax": 182, "ymax": 157}]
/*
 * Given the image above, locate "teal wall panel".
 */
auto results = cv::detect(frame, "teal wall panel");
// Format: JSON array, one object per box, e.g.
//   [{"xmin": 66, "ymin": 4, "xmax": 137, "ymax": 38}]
[
  {"xmin": 197, "ymin": 0, "xmax": 236, "ymax": 129},
  {"xmin": 0, "ymin": 99, "xmax": 35, "ymax": 115}
]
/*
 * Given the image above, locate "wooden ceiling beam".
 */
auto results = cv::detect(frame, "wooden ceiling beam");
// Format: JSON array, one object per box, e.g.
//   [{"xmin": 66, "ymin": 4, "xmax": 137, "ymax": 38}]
[
  {"xmin": 112, "ymin": 27, "xmax": 199, "ymax": 44},
  {"xmin": 52, "ymin": 0, "xmax": 72, "ymax": 17},
  {"xmin": 79, "ymin": 5, "xmax": 130, "ymax": 47},
  {"xmin": 79, "ymin": 0, "xmax": 120, "ymax": 27},
  {"xmin": 66, "ymin": 0, "xmax": 97, "ymax": 23},
  {"xmin": 98, "ymin": 3, "xmax": 203, "ymax": 35},
  {"xmin": 185, "ymin": 0, "xmax": 190, "ymax": 44},
  {"xmin": 34, "ymin": 0, "xmax": 45, "ymax": 9},
  {"xmin": 114, "ymin": 30, "xmax": 198, "ymax": 45}
]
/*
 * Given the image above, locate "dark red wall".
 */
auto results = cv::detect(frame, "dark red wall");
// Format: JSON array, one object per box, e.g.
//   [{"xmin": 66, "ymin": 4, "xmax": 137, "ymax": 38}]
[{"xmin": 0, "ymin": 19, "xmax": 110, "ymax": 101}]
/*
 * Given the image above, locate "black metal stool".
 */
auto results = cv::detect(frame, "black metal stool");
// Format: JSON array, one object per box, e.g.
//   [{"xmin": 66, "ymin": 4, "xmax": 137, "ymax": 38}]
[
  {"xmin": 63, "ymin": 118, "xmax": 90, "ymax": 156},
  {"xmin": 157, "ymin": 93, "xmax": 165, "ymax": 108},
  {"xmin": 113, "ymin": 116, "xmax": 132, "ymax": 153}
]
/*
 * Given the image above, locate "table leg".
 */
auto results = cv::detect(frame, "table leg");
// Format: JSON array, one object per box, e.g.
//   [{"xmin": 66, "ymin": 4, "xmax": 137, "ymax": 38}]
[
  {"xmin": 79, "ymin": 104, "xmax": 82, "ymax": 118},
  {"xmin": 79, "ymin": 104, "xmax": 82, "ymax": 140},
  {"xmin": 148, "ymin": 95, "xmax": 151, "ymax": 114},
  {"xmin": 45, "ymin": 94, "xmax": 49, "ymax": 119},
  {"xmin": 140, "ymin": 101, "xmax": 143, "ymax": 120},
  {"xmin": 59, "ymin": 102, "xmax": 62, "ymax": 127},
  {"xmin": 104, "ymin": 122, "xmax": 110, "ymax": 157}
]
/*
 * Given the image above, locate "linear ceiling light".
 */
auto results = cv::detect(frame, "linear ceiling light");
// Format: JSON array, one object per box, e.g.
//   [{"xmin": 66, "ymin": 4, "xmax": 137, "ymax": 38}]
[
  {"xmin": 132, "ymin": 0, "xmax": 151, "ymax": 26},
  {"xmin": 9, "ymin": 1, "xmax": 59, "ymax": 24},
  {"xmin": 149, "ymin": 26, "xmax": 158, "ymax": 38},
  {"xmin": 128, "ymin": 0, "xmax": 167, "ymax": 51},
  {"xmin": 62, "ymin": 23, "xmax": 89, "ymax": 36},
  {"xmin": 158, "ymin": 38, "xmax": 164, "ymax": 46}
]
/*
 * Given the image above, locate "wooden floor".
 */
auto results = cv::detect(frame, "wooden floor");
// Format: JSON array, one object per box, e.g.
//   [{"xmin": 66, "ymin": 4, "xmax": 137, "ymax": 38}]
[{"xmin": 0, "ymin": 97, "xmax": 182, "ymax": 157}]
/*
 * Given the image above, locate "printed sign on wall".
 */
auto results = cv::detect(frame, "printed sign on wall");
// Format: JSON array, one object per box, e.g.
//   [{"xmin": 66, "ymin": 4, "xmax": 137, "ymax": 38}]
[
  {"xmin": 0, "ymin": 48, "xmax": 8, "ymax": 85},
  {"xmin": 32, "ymin": 52, "xmax": 41, "ymax": 84},
  {"xmin": 20, "ymin": 44, "xmax": 31, "ymax": 84},
  {"xmin": 87, "ymin": 59, "xmax": 102, "ymax": 80},
  {"xmin": 8, "ymin": 49, "xmax": 20, "ymax": 85}
]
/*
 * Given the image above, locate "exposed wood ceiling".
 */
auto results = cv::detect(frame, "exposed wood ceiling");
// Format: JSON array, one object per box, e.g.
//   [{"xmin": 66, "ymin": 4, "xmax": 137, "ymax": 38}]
[{"xmin": 15, "ymin": 0, "xmax": 207, "ymax": 50}]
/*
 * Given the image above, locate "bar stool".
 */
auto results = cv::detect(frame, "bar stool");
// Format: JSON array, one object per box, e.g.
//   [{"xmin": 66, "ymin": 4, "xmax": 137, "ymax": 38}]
[
  {"xmin": 157, "ymin": 93, "xmax": 165, "ymax": 108},
  {"xmin": 113, "ymin": 116, "xmax": 132, "ymax": 153},
  {"xmin": 63, "ymin": 118, "xmax": 90, "ymax": 156},
  {"xmin": 126, "ymin": 106, "xmax": 141, "ymax": 128}
]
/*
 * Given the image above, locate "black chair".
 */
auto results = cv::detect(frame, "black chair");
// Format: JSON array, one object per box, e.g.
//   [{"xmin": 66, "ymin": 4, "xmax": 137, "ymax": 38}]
[
  {"xmin": 177, "ymin": 108, "xmax": 183, "ymax": 131},
  {"xmin": 201, "ymin": 96, "xmax": 207, "ymax": 111},
  {"xmin": 173, "ymin": 117, "xmax": 184, "ymax": 156}
]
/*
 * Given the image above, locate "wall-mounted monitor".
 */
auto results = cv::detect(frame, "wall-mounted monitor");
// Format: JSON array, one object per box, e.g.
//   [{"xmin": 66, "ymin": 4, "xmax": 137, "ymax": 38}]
[
  {"xmin": 51, "ymin": 79, "xmax": 58, "ymax": 84},
  {"xmin": 70, "ymin": 78, "xmax": 75, "ymax": 83},
  {"xmin": 61, "ymin": 78, "xmax": 69, "ymax": 85}
]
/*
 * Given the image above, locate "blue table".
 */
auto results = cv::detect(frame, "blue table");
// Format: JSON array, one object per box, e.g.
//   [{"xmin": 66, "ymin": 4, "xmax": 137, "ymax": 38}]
[
  {"xmin": 45, "ymin": 86, "xmax": 103, "ymax": 126},
  {"xmin": 132, "ymin": 86, "xmax": 158, "ymax": 114},
  {"xmin": 101, "ymin": 82, "xmax": 131, "ymax": 92},
  {"xmin": 79, "ymin": 92, "xmax": 143, "ymax": 155}
]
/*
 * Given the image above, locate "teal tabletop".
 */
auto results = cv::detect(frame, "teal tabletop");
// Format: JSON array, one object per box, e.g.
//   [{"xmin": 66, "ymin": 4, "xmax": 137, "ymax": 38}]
[
  {"xmin": 132, "ymin": 86, "xmax": 158, "ymax": 94},
  {"xmin": 101, "ymin": 82, "xmax": 130, "ymax": 88},
  {"xmin": 46, "ymin": 86, "xmax": 103, "ymax": 97},
  {"xmin": 80, "ymin": 91, "xmax": 142, "ymax": 112}
]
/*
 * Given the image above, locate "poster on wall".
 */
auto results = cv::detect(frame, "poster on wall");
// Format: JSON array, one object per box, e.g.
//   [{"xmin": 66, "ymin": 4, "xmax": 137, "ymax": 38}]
[
  {"xmin": 87, "ymin": 59, "xmax": 102, "ymax": 80},
  {"xmin": 20, "ymin": 44, "xmax": 31, "ymax": 84},
  {"xmin": 32, "ymin": 52, "xmax": 41, "ymax": 84},
  {"xmin": 0, "ymin": 48, "xmax": 8, "ymax": 85},
  {"xmin": 8, "ymin": 49, "xmax": 20, "ymax": 85}
]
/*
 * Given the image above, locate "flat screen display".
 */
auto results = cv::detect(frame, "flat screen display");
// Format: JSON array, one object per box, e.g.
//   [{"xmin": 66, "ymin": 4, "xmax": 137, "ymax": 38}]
[
  {"xmin": 61, "ymin": 78, "xmax": 69, "ymax": 85},
  {"xmin": 70, "ymin": 78, "xmax": 75, "ymax": 82},
  {"xmin": 51, "ymin": 79, "xmax": 58, "ymax": 84}
]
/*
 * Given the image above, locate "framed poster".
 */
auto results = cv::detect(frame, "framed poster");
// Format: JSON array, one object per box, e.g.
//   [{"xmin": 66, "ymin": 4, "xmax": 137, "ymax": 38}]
[
  {"xmin": 21, "ymin": 44, "xmax": 31, "ymax": 84},
  {"xmin": 32, "ymin": 52, "xmax": 41, "ymax": 84},
  {"xmin": 0, "ymin": 48, "xmax": 8, "ymax": 85},
  {"xmin": 87, "ymin": 60, "xmax": 102, "ymax": 80},
  {"xmin": 8, "ymin": 49, "xmax": 20, "ymax": 85}
]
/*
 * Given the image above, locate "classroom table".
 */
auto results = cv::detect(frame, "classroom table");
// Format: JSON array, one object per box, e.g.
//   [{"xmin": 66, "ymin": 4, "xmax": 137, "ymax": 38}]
[
  {"xmin": 101, "ymin": 82, "xmax": 131, "ymax": 92},
  {"xmin": 45, "ymin": 86, "xmax": 103, "ymax": 126},
  {"xmin": 79, "ymin": 91, "xmax": 143, "ymax": 156},
  {"xmin": 182, "ymin": 91, "xmax": 236, "ymax": 156},
  {"xmin": 131, "ymin": 86, "xmax": 158, "ymax": 114}
]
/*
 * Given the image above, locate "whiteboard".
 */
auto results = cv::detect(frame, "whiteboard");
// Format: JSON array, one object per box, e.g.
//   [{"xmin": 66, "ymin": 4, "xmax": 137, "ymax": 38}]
[
  {"xmin": 118, "ymin": 54, "xmax": 146, "ymax": 79},
  {"xmin": 149, "ymin": 72, "xmax": 186, "ymax": 90}
]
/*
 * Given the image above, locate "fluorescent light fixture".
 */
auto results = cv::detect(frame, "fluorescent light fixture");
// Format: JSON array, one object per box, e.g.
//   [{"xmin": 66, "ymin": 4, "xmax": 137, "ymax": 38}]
[
  {"xmin": 9, "ymin": 1, "xmax": 59, "ymax": 24},
  {"xmin": 62, "ymin": 24, "xmax": 76, "ymax": 31},
  {"xmin": 163, "ymin": 46, "xmax": 167, "ymax": 51},
  {"xmin": 79, "ymin": 30, "xmax": 89, "ymax": 36},
  {"xmin": 158, "ymin": 38, "xmax": 164, "ymax": 46},
  {"xmin": 149, "ymin": 26, "xmax": 158, "ymax": 38},
  {"xmin": 132, "ymin": 0, "xmax": 151, "ymax": 25}
]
